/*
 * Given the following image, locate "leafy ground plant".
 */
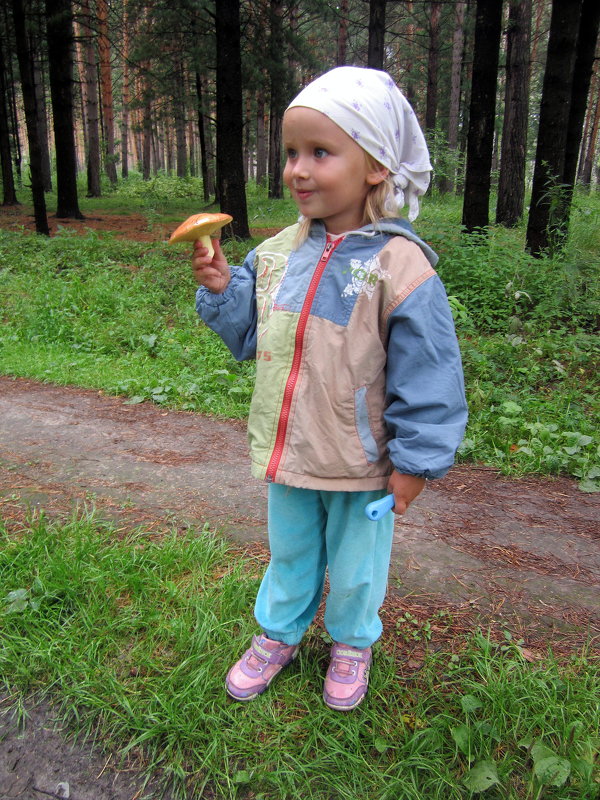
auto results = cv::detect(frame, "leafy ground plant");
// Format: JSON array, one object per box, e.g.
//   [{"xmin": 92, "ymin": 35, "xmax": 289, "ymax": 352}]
[{"xmin": 1, "ymin": 512, "xmax": 598, "ymax": 799}]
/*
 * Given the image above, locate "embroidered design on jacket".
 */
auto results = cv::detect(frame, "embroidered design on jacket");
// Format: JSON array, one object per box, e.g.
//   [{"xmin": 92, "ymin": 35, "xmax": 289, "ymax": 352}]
[{"xmin": 342, "ymin": 255, "xmax": 390, "ymax": 300}]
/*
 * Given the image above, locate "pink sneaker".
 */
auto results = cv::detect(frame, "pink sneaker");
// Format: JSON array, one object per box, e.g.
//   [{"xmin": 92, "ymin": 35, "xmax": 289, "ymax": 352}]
[
  {"xmin": 323, "ymin": 643, "xmax": 372, "ymax": 711},
  {"xmin": 225, "ymin": 634, "xmax": 299, "ymax": 701}
]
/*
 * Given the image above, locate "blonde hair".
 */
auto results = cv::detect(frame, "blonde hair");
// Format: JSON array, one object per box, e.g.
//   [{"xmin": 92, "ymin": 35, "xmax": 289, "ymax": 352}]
[{"xmin": 293, "ymin": 153, "xmax": 397, "ymax": 247}]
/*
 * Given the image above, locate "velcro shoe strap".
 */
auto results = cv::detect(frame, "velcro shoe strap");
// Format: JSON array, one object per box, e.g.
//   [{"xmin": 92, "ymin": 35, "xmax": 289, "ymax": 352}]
[
  {"xmin": 251, "ymin": 635, "xmax": 295, "ymax": 666},
  {"xmin": 333, "ymin": 646, "xmax": 370, "ymax": 662}
]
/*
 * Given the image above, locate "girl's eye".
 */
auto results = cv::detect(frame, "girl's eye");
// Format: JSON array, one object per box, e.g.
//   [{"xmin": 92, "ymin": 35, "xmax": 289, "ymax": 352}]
[
  {"xmin": 286, "ymin": 148, "xmax": 298, "ymax": 159},
  {"xmin": 314, "ymin": 148, "xmax": 328, "ymax": 159}
]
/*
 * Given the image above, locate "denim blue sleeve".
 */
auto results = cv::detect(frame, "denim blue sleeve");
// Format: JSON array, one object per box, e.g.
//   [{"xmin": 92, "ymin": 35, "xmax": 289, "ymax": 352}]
[
  {"xmin": 384, "ymin": 275, "xmax": 468, "ymax": 479},
  {"xmin": 195, "ymin": 249, "xmax": 258, "ymax": 361}
]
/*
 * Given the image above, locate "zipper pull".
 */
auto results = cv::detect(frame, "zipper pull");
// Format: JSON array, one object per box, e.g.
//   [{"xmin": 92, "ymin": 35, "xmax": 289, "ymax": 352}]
[{"xmin": 320, "ymin": 241, "xmax": 334, "ymax": 261}]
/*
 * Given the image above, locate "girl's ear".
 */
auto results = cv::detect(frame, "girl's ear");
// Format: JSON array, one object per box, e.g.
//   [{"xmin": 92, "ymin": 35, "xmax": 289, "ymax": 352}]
[{"xmin": 366, "ymin": 165, "xmax": 390, "ymax": 186}]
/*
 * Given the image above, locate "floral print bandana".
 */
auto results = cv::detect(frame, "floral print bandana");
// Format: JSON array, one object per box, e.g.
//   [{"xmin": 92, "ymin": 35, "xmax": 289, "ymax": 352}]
[{"xmin": 287, "ymin": 66, "xmax": 431, "ymax": 221}]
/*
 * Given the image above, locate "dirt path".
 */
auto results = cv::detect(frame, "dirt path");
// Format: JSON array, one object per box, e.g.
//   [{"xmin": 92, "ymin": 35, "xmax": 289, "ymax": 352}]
[{"xmin": 2, "ymin": 375, "xmax": 598, "ymax": 634}]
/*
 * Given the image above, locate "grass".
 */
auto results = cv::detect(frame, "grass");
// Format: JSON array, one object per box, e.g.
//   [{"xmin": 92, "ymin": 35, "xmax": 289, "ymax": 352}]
[
  {"xmin": 1, "ymin": 510, "xmax": 598, "ymax": 799},
  {"xmin": 1, "ymin": 176, "xmax": 598, "ymax": 487}
]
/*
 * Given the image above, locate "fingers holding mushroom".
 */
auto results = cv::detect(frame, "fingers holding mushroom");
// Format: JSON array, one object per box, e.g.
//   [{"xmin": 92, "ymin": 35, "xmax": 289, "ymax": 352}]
[{"xmin": 191, "ymin": 238, "xmax": 231, "ymax": 293}]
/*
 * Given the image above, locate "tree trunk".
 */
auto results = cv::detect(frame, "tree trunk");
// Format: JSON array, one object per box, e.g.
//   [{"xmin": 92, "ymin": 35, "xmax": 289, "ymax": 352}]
[
  {"xmin": 0, "ymin": 31, "xmax": 18, "ymax": 204},
  {"xmin": 142, "ymin": 88, "xmax": 152, "ymax": 180},
  {"xmin": 496, "ymin": 0, "xmax": 532, "ymax": 226},
  {"xmin": 425, "ymin": 0, "xmax": 441, "ymax": 133},
  {"xmin": 215, "ymin": 0, "xmax": 250, "ymax": 239},
  {"xmin": 526, "ymin": 0, "xmax": 583, "ymax": 256},
  {"xmin": 579, "ymin": 77, "xmax": 600, "ymax": 186},
  {"xmin": 439, "ymin": 0, "xmax": 466, "ymax": 194},
  {"xmin": 256, "ymin": 91, "xmax": 267, "ymax": 187},
  {"xmin": 195, "ymin": 71, "xmax": 212, "ymax": 202},
  {"xmin": 461, "ymin": 0, "xmax": 503, "ymax": 233},
  {"xmin": 367, "ymin": 0, "xmax": 386, "ymax": 70},
  {"xmin": 46, "ymin": 0, "xmax": 83, "ymax": 219},
  {"xmin": 268, "ymin": 0, "xmax": 285, "ymax": 200},
  {"xmin": 32, "ymin": 45, "xmax": 52, "ymax": 191},
  {"xmin": 78, "ymin": 0, "xmax": 101, "ymax": 197},
  {"xmin": 121, "ymin": 0, "xmax": 130, "ymax": 179},
  {"xmin": 174, "ymin": 57, "xmax": 187, "ymax": 179},
  {"xmin": 337, "ymin": 0, "xmax": 349, "ymax": 65},
  {"xmin": 12, "ymin": 0, "xmax": 48, "ymax": 233},
  {"xmin": 97, "ymin": 0, "xmax": 117, "ymax": 184},
  {"xmin": 403, "ymin": 0, "xmax": 417, "ymax": 109},
  {"xmin": 561, "ymin": 0, "xmax": 600, "ymax": 197}
]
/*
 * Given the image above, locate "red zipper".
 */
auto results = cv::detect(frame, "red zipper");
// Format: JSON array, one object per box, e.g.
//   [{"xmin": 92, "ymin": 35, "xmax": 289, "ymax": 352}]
[{"xmin": 265, "ymin": 237, "xmax": 342, "ymax": 482}]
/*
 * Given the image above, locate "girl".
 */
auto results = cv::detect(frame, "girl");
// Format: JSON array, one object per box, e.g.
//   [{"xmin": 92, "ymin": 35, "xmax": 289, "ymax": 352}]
[{"xmin": 192, "ymin": 66, "xmax": 467, "ymax": 711}]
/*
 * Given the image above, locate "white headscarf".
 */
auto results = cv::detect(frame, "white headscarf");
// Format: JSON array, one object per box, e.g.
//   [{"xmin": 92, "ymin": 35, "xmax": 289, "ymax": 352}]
[{"xmin": 287, "ymin": 66, "xmax": 431, "ymax": 222}]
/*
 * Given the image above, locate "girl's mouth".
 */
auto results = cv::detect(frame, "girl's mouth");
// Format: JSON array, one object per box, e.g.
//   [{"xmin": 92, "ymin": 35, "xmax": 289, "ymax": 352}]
[{"xmin": 295, "ymin": 189, "xmax": 314, "ymax": 201}]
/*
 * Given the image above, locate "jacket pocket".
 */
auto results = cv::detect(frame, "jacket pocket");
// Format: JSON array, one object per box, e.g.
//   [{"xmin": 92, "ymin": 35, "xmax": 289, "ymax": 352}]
[{"xmin": 354, "ymin": 386, "xmax": 380, "ymax": 464}]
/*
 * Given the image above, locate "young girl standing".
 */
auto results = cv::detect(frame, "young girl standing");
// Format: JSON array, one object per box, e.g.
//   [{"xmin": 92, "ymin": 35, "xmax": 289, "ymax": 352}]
[{"xmin": 192, "ymin": 66, "xmax": 467, "ymax": 711}]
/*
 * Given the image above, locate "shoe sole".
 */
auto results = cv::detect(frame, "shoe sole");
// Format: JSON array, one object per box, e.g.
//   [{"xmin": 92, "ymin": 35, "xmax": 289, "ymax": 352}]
[{"xmin": 323, "ymin": 691, "xmax": 367, "ymax": 711}]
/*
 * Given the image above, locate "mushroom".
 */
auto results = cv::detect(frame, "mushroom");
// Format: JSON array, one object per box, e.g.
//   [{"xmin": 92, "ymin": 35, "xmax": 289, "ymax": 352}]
[{"xmin": 168, "ymin": 212, "xmax": 233, "ymax": 257}]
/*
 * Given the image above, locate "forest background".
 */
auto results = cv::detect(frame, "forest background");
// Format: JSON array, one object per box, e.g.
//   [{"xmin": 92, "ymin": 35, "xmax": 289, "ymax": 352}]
[{"xmin": 1, "ymin": 0, "xmax": 599, "ymax": 250}]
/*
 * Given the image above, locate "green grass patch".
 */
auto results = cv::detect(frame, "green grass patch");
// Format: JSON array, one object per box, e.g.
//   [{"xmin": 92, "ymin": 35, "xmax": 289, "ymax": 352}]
[
  {"xmin": 0, "ymin": 182, "xmax": 598, "ymax": 486},
  {"xmin": 1, "ymin": 511, "xmax": 598, "ymax": 799}
]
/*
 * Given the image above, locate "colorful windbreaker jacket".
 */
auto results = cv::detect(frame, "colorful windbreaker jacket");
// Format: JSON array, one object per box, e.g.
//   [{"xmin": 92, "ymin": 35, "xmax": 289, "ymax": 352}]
[{"xmin": 196, "ymin": 218, "xmax": 468, "ymax": 491}]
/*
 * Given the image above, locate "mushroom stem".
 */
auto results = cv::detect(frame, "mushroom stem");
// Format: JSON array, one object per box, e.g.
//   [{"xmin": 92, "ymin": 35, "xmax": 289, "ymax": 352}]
[{"xmin": 200, "ymin": 235, "xmax": 215, "ymax": 258}]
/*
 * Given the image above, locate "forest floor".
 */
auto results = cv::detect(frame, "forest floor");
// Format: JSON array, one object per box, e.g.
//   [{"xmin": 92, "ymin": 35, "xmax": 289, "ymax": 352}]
[{"xmin": 0, "ymin": 209, "xmax": 599, "ymax": 799}]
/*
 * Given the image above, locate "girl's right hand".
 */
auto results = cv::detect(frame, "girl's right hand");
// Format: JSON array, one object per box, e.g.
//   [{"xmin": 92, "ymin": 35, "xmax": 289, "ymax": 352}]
[{"xmin": 192, "ymin": 239, "xmax": 231, "ymax": 293}]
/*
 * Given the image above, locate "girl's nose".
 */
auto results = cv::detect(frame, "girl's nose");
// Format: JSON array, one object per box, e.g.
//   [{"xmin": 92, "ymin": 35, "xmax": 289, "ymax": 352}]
[{"xmin": 291, "ymin": 156, "xmax": 309, "ymax": 179}]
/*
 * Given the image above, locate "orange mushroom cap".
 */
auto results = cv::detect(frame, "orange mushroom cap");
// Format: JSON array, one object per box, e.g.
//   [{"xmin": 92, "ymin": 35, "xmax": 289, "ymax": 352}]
[{"xmin": 168, "ymin": 212, "xmax": 233, "ymax": 256}]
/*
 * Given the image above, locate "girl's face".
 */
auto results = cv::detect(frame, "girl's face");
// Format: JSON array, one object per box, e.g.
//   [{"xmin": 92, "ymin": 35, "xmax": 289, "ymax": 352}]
[{"xmin": 283, "ymin": 107, "xmax": 388, "ymax": 235}]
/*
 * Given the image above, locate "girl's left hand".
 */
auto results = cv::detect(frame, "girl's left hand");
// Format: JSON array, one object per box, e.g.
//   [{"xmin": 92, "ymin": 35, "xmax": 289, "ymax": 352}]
[{"xmin": 386, "ymin": 471, "xmax": 426, "ymax": 515}]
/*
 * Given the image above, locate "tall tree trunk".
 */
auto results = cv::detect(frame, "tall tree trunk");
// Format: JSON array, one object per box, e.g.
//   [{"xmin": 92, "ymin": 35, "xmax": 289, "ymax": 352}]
[
  {"xmin": 526, "ymin": 0, "xmax": 583, "ymax": 256},
  {"xmin": 78, "ymin": 0, "xmax": 101, "ymax": 197},
  {"xmin": 439, "ymin": 0, "xmax": 466, "ymax": 194},
  {"xmin": 46, "ymin": 0, "xmax": 82, "ymax": 219},
  {"xmin": 496, "ymin": 0, "xmax": 532, "ymax": 226},
  {"xmin": 8, "ymin": 66, "xmax": 22, "ymax": 185},
  {"xmin": 256, "ymin": 90, "xmax": 267, "ymax": 186},
  {"xmin": 97, "ymin": 0, "xmax": 117, "ymax": 184},
  {"xmin": 215, "ymin": 0, "xmax": 250, "ymax": 239},
  {"xmin": 337, "ymin": 0, "xmax": 349, "ymax": 65},
  {"xmin": 188, "ymin": 118, "xmax": 196, "ymax": 176},
  {"xmin": 367, "ymin": 0, "xmax": 386, "ymax": 69},
  {"xmin": 461, "ymin": 0, "xmax": 503, "ymax": 233},
  {"xmin": 142, "ymin": 83, "xmax": 152, "ymax": 180},
  {"xmin": 195, "ymin": 71, "xmax": 213, "ymax": 202},
  {"xmin": 174, "ymin": 56, "xmax": 187, "ymax": 179},
  {"xmin": 530, "ymin": 0, "xmax": 547, "ymax": 67},
  {"xmin": 268, "ymin": 0, "xmax": 285, "ymax": 200},
  {"xmin": 121, "ymin": 0, "xmax": 130, "ymax": 179},
  {"xmin": 32, "ymin": 44, "xmax": 52, "ymax": 191},
  {"xmin": 425, "ymin": 0, "xmax": 441, "ymax": 133},
  {"xmin": 0, "ymin": 31, "xmax": 18, "ymax": 204},
  {"xmin": 561, "ymin": 0, "xmax": 600, "ymax": 207},
  {"xmin": 12, "ymin": 0, "xmax": 48, "ymax": 232},
  {"xmin": 403, "ymin": 0, "xmax": 417, "ymax": 109},
  {"xmin": 579, "ymin": 80, "xmax": 600, "ymax": 186}
]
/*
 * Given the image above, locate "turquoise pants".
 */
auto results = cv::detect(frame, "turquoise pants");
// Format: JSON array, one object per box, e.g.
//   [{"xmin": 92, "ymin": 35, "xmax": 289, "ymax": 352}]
[{"xmin": 254, "ymin": 484, "xmax": 395, "ymax": 649}]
